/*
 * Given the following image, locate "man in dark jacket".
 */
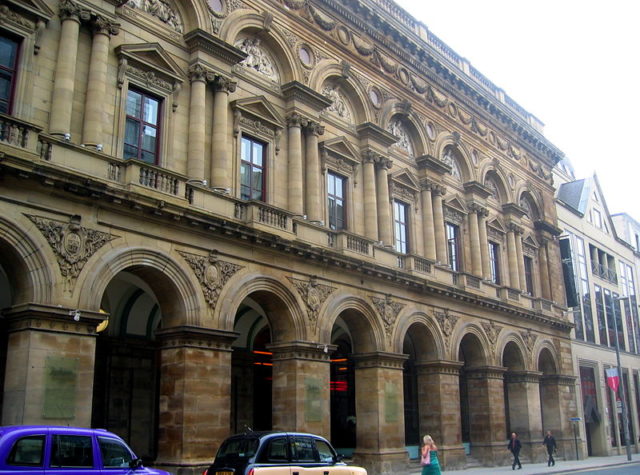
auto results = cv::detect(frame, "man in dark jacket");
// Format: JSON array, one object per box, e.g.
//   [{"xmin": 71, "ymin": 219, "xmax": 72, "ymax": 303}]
[
  {"xmin": 543, "ymin": 430, "xmax": 557, "ymax": 466},
  {"xmin": 508, "ymin": 432, "xmax": 522, "ymax": 470}
]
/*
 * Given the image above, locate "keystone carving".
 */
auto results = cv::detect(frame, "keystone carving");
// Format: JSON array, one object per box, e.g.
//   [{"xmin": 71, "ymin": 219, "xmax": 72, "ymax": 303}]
[
  {"xmin": 481, "ymin": 321, "xmax": 502, "ymax": 347},
  {"xmin": 288, "ymin": 276, "xmax": 336, "ymax": 324},
  {"xmin": 371, "ymin": 295, "xmax": 405, "ymax": 337},
  {"xmin": 434, "ymin": 308, "xmax": 459, "ymax": 350},
  {"xmin": 26, "ymin": 214, "xmax": 117, "ymax": 290},
  {"xmin": 178, "ymin": 250, "xmax": 243, "ymax": 310}
]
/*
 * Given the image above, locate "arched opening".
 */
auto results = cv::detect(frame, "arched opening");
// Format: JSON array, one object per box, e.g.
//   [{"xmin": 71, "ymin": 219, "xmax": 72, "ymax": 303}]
[
  {"xmin": 458, "ymin": 332, "xmax": 487, "ymax": 455},
  {"xmin": 502, "ymin": 341, "xmax": 527, "ymax": 439},
  {"xmin": 0, "ymin": 244, "xmax": 15, "ymax": 419},
  {"xmin": 91, "ymin": 270, "xmax": 163, "ymax": 463}
]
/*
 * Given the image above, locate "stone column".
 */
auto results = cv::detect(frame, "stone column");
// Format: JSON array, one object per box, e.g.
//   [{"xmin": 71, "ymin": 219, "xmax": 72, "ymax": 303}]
[
  {"xmin": 1, "ymin": 304, "xmax": 103, "ymax": 426},
  {"xmin": 155, "ymin": 327, "xmax": 236, "ymax": 468},
  {"xmin": 505, "ymin": 371, "xmax": 545, "ymax": 462},
  {"xmin": 363, "ymin": 152, "xmax": 378, "ymax": 241},
  {"xmin": 515, "ymin": 229, "xmax": 526, "ymax": 291},
  {"xmin": 353, "ymin": 353, "xmax": 408, "ymax": 475},
  {"xmin": 187, "ymin": 64, "xmax": 210, "ymax": 181},
  {"xmin": 268, "ymin": 342, "xmax": 332, "ymax": 438},
  {"xmin": 82, "ymin": 18, "xmax": 118, "ymax": 148},
  {"xmin": 538, "ymin": 240, "xmax": 552, "ymax": 300},
  {"xmin": 478, "ymin": 209, "xmax": 491, "ymax": 280},
  {"xmin": 465, "ymin": 366, "xmax": 510, "ymax": 466},
  {"xmin": 540, "ymin": 375, "xmax": 581, "ymax": 460},
  {"xmin": 50, "ymin": 1, "xmax": 84, "ymax": 136},
  {"xmin": 287, "ymin": 113, "xmax": 304, "ymax": 215},
  {"xmin": 375, "ymin": 158, "xmax": 393, "ymax": 247},
  {"xmin": 211, "ymin": 76, "xmax": 236, "ymax": 188},
  {"xmin": 305, "ymin": 122, "xmax": 324, "ymax": 222},
  {"xmin": 421, "ymin": 181, "xmax": 437, "ymax": 261},
  {"xmin": 433, "ymin": 186, "xmax": 447, "ymax": 263},
  {"xmin": 468, "ymin": 206, "xmax": 482, "ymax": 277},
  {"xmin": 506, "ymin": 225, "xmax": 520, "ymax": 290},
  {"xmin": 417, "ymin": 361, "xmax": 466, "ymax": 470}
]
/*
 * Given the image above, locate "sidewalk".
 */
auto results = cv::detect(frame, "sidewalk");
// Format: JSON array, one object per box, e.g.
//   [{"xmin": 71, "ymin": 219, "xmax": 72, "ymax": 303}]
[{"xmin": 408, "ymin": 454, "xmax": 638, "ymax": 474}]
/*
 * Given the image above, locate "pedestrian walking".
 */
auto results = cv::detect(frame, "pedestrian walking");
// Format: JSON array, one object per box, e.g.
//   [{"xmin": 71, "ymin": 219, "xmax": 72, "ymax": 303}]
[
  {"xmin": 543, "ymin": 430, "xmax": 556, "ymax": 467},
  {"xmin": 420, "ymin": 435, "xmax": 441, "ymax": 475},
  {"xmin": 508, "ymin": 432, "xmax": 522, "ymax": 470}
]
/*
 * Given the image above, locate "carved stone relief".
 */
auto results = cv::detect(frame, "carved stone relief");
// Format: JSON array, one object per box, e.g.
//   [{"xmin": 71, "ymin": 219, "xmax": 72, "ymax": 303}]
[
  {"xmin": 388, "ymin": 119, "xmax": 413, "ymax": 156},
  {"xmin": 125, "ymin": 0, "xmax": 183, "ymax": 33},
  {"xmin": 321, "ymin": 84, "xmax": 352, "ymax": 122},
  {"xmin": 371, "ymin": 295, "xmax": 405, "ymax": 338},
  {"xmin": 288, "ymin": 276, "xmax": 336, "ymax": 324},
  {"xmin": 434, "ymin": 308, "xmax": 459, "ymax": 350},
  {"xmin": 481, "ymin": 321, "xmax": 502, "ymax": 348},
  {"xmin": 178, "ymin": 250, "xmax": 243, "ymax": 310},
  {"xmin": 26, "ymin": 214, "xmax": 117, "ymax": 291}
]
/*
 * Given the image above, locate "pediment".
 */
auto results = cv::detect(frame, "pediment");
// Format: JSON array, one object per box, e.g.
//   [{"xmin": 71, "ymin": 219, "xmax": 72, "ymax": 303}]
[
  {"xmin": 523, "ymin": 235, "xmax": 539, "ymax": 248},
  {"xmin": 232, "ymin": 96, "xmax": 284, "ymax": 130},
  {"xmin": 390, "ymin": 169, "xmax": 420, "ymax": 192},
  {"xmin": 320, "ymin": 137, "xmax": 360, "ymax": 167},
  {"xmin": 116, "ymin": 43, "xmax": 184, "ymax": 84},
  {"xmin": 445, "ymin": 195, "xmax": 468, "ymax": 214},
  {"xmin": 4, "ymin": 0, "xmax": 54, "ymax": 22},
  {"xmin": 487, "ymin": 217, "xmax": 506, "ymax": 233}
]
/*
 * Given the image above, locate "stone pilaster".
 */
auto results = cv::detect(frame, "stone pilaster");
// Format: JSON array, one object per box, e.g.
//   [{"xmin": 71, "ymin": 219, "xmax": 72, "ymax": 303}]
[
  {"xmin": 468, "ymin": 205, "xmax": 482, "ymax": 277},
  {"xmin": 1, "ymin": 304, "xmax": 104, "ymax": 426},
  {"xmin": 352, "ymin": 352, "xmax": 408, "ymax": 475},
  {"xmin": 363, "ymin": 152, "xmax": 378, "ymax": 240},
  {"xmin": 420, "ymin": 180, "xmax": 437, "ymax": 261},
  {"xmin": 211, "ymin": 76, "xmax": 236, "ymax": 188},
  {"xmin": 506, "ymin": 224, "xmax": 520, "ymax": 290},
  {"xmin": 50, "ymin": 0, "xmax": 85, "ymax": 136},
  {"xmin": 375, "ymin": 157, "xmax": 393, "ymax": 247},
  {"xmin": 187, "ymin": 64, "xmax": 213, "ymax": 181},
  {"xmin": 287, "ymin": 113, "xmax": 305, "ymax": 215},
  {"xmin": 478, "ymin": 209, "xmax": 491, "ymax": 280},
  {"xmin": 155, "ymin": 326, "xmax": 237, "ymax": 470},
  {"xmin": 305, "ymin": 122, "xmax": 324, "ymax": 222},
  {"xmin": 538, "ymin": 239, "xmax": 552, "ymax": 300},
  {"xmin": 417, "ymin": 360, "xmax": 465, "ymax": 470},
  {"xmin": 505, "ymin": 371, "xmax": 545, "ymax": 462},
  {"xmin": 515, "ymin": 228, "xmax": 526, "ymax": 291},
  {"xmin": 432, "ymin": 186, "xmax": 447, "ymax": 264},
  {"xmin": 268, "ymin": 341, "xmax": 333, "ymax": 438},
  {"xmin": 82, "ymin": 17, "xmax": 119, "ymax": 148},
  {"xmin": 465, "ymin": 366, "xmax": 510, "ymax": 466}
]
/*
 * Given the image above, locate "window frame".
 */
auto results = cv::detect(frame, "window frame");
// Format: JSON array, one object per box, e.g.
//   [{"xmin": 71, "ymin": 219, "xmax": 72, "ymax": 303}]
[
  {"xmin": 488, "ymin": 241, "xmax": 501, "ymax": 285},
  {"xmin": 0, "ymin": 32, "xmax": 21, "ymax": 115},
  {"xmin": 393, "ymin": 199, "xmax": 409, "ymax": 254},
  {"xmin": 327, "ymin": 171, "xmax": 346, "ymax": 231},
  {"xmin": 239, "ymin": 134, "xmax": 267, "ymax": 201},
  {"xmin": 523, "ymin": 255, "xmax": 534, "ymax": 295},
  {"xmin": 123, "ymin": 87, "xmax": 162, "ymax": 164},
  {"xmin": 446, "ymin": 222, "xmax": 461, "ymax": 271}
]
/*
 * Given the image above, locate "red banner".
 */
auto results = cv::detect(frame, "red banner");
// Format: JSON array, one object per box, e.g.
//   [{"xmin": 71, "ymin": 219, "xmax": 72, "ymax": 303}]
[{"xmin": 606, "ymin": 367, "xmax": 620, "ymax": 393}]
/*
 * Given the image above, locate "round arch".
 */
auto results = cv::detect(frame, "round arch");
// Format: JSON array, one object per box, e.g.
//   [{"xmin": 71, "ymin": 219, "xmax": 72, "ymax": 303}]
[
  {"xmin": 535, "ymin": 341, "xmax": 560, "ymax": 374},
  {"xmin": 76, "ymin": 246, "xmax": 203, "ymax": 328},
  {"xmin": 496, "ymin": 331, "xmax": 529, "ymax": 370},
  {"xmin": 453, "ymin": 323, "xmax": 491, "ymax": 366},
  {"xmin": 319, "ymin": 293, "xmax": 385, "ymax": 353},
  {"xmin": 433, "ymin": 133, "xmax": 475, "ymax": 183},
  {"xmin": 216, "ymin": 272, "xmax": 306, "ymax": 342},
  {"xmin": 220, "ymin": 11, "xmax": 300, "ymax": 84},
  {"xmin": 391, "ymin": 310, "xmax": 445, "ymax": 360},
  {"xmin": 380, "ymin": 103, "xmax": 429, "ymax": 158},
  {"xmin": 480, "ymin": 162, "xmax": 512, "ymax": 204},
  {"xmin": 514, "ymin": 186, "xmax": 544, "ymax": 221},
  {"xmin": 0, "ymin": 216, "xmax": 55, "ymax": 305}
]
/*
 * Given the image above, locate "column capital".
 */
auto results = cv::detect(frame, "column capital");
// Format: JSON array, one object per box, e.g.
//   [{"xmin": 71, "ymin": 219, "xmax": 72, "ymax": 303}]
[
  {"xmin": 505, "ymin": 370, "xmax": 543, "ymax": 384},
  {"xmin": 416, "ymin": 359, "xmax": 463, "ymax": 375},
  {"xmin": 188, "ymin": 63, "xmax": 215, "ymax": 83},
  {"xmin": 267, "ymin": 340, "xmax": 335, "ymax": 362},
  {"xmin": 92, "ymin": 16, "xmax": 120, "ymax": 36},
  {"xmin": 374, "ymin": 156, "xmax": 392, "ymax": 170},
  {"xmin": 352, "ymin": 351, "xmax": 408, "ymax": 370},
  {"xmin": 362, "ymin": 149, "xmax": 379, "ymax": 164},
  {"xmin": 468, "ymin": 202, "xmax": 487, "ymax": 215},
  {"xmin": 465, "ymin": 365, "xmax": 507, "ymax": 380},
  {"xmin": 508, "ymin": 222, "xmax": 524, "ymax": 234},
  {"xmin": 156, "ymin": 325, "xmax": 239, "ymax": 351},
  {"xmin": 432, "ymin": 184, "xmax": 447, "ymax": 196},
  {"xmin": 419, "ymin": 178, "xmax": 433, "ymax": 191},
  {"xmin": 213, "ymin": 75, "xmax": 237, "ymax": 93},
  {"xmin": 59, "ymin": 0, "xmax": 87, "ymax": 22},
  {"xmin": 286, "ymin": 112, "xmax": 308, "ymax": 128},
  {"xmin": 305, "ymin": 121, "xmax": 325, "ymax": 136}
]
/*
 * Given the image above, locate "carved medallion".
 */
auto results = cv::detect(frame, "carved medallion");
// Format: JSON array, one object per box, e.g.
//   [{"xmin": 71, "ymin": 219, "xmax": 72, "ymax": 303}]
[
  {"xmin": 434, "ymin": 309, "xmax": 459, "ymax": 350},
  {"xmin": 288, "ymin": 276, "xmax": 336, "ymax": 324},
  {"xmin": 179, "ymin": 250, "xmax": 243, "ymax": 310},
  {"xmin": 26, "ymin": 214, "xmax": 117, "ymax": 290},
  {"xmin": 481, "ymin": 321, "xmax": 502, "ymax": 347},
  {"xmin": 371, "ymin": 295, "xmax": 405, "ymax": 337}
]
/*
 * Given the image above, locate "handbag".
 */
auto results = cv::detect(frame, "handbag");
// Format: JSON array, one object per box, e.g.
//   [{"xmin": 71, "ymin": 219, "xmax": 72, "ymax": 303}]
[{"xmin": 421, "ymin": 449, "xmax": 431, "ymax": 466}]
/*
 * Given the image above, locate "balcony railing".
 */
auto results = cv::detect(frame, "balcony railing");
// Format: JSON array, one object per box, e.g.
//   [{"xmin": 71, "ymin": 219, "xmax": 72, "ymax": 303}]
[
  {"xmin": 591, "ymin": 262, "xmax": 618, "ymax": 284},
  {"xmin": 0, "ymin": 113, "xmax": 42, "ymax": 154}
]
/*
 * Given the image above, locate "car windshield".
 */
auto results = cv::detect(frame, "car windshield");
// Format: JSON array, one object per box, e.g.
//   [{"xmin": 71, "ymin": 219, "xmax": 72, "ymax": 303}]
[{"xmin": 216, "ymin": 438, "xmax": 259, "ymax": 459}]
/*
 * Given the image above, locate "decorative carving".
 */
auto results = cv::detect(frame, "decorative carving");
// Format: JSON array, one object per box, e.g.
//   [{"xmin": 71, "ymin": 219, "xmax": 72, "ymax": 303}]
[
  {"xmin": 521, "ymin": 329, "xmax": 538, "ymax": 354},
  {"xmin": 128, "ymin": 64, "xmax": 174, "ymax": 92},
  {"xmin": 308, "ymin": 4, "xmax": 336, "ymax": 31},
  {"xmin": 442, "ymin": 148, "xmax": 461, "ymax": 180},
  {"xmin": 388, "ymin": 119, "xmax": 413, "ymax": 156},
  {"xmin": 434, "ymin": 309, "xmax": 459, "ymax": 349},
  {"xmin": 352, "ymin": 34, "xmax": 374, "ymax": 56},
  {"xmin": 26, "ymin": 214, "xmax": 117, "ymax": 290},
  {"xmin": 481, "ymin": 321, "xmax": 502, "ymax": 346},
  {"xmin": 125, "ymin": 0, "xmax": 183, "ymax": 32},
  {"xmin": 288, "ymin": 276, "xmax": 336, "ymax": 324},
  {"xmin": 0, "ymin": 5, "xmax": 35, "ymax": 30},
  {"xmin": 188, "ymin": 63, "xmax": 214, "ymax": 83},
  {"xmin": 371, "ymin": 295, "xmax": 405, "ymax": 337},
  {"xmin": 322, "ymin": 84, "xmax": 352, "ymax": 121},
  {"xmin": 178, "ymin": 250, "xmax": 243, "ymax": 310},
  {"xmin": 443, "ymin": 206, "xmax": 465, "ymax": 225},
  {"xmin": 234, "ymin": 37, "xmax": 279, "ymax": 82}
]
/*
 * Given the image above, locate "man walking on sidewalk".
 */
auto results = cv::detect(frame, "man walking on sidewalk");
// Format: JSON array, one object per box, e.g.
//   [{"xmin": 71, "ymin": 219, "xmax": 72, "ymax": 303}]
[
  {"xmin": 508, "ymin": 432, "xmax": 522, "ymax": 470},
  {"xmin": 543, "ymin": 430, "xmax": 557, "ymax": 467}
]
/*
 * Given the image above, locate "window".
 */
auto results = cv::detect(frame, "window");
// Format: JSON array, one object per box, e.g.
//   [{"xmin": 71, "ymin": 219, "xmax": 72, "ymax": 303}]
[
  {"xmin": 7, "ymin": 435, "xmax": 44, "ymax": 466},
  {"xmin": 98, "ymin": 437, "xmax": 135, "ymax": 468},
  {"xmin": 51, "ymin": 435, "xmax": 93, "ymax": 468},
  {"xmin": 524, "ymin": 256, "xmax": 534, "ymax": 295},
  {"xmin": 0, "ymin": 34, "xmax": 20, "ymax": 114},
  {"xmin": 291, "ymin": 436, "xmax": 316, "ymax": 462},
  {"xmin": 393, "ymin": 200, "xmax": 409, "ymax": 254},
  {"xmin": 124, "ymin": 88, "xmax": 161, "ymax": 164},
  {"xmin": 261, "ymin": 437, "xmax": 289, "ymax": 462},
  {"xmin": 327, "ymin": 172, "xmax": 346, "ymax": 230},
  {"xmin": 240, "ymin": 135, "xmax": 266, "ymax": 201},
  {"xmin": 594, "ymin": 285, "xmax": 607, "ymax": 346},
  {"xmin": 488, "ymin": 242, "xmax": 501, "ymax": 284},
  {"xmin": 592, "ymin": 209, "xmax": 602, "ymax": 229},
  {"xmin": 314, "ymin": 439, "xmax": 335, "ymax": 463},
  {"xmin": 446, "ymin": 222, "xmax": 460, "ymax": 271}
]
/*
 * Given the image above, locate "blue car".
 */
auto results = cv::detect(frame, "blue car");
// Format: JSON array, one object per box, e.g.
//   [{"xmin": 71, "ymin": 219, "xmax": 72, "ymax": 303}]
[{"xmin": 0, "ymin": 425, "xmax": 171, "ymax": 474}]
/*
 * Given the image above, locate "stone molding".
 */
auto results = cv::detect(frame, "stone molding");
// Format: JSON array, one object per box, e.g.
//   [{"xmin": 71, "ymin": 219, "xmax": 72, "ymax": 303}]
[
  {"xmin": 434, "ymin": 308, "xmax": 459, "ymax": 351},
  {"xmin": 465, "ymin": 365, "xmax": 507, "ymax": 380},
  {"xmin": 370, "ymin": 294, "xmax": 405, "ymax": 338},
  {"xmin": 481, "ymin": 321, "xmax": 503, "ymax": 347},
  {"xmin": 351, "ymin": 351, "xmax": 408, "ymax": 370},
  {"xmin": 287, "ymin": 276, "xmax": 336, "ymax": 324},
  {"xmin": 3, "ymin": 303, "xmax": 105, "ymax": 336},
  {"xmin": 267, "ymin": 341, "xmax": 335, "ymax": 362},
  {"xmin": 504, "ymin": 370, "xmax": 543, "ymax": 384},
  {"xmin": 156, "ymin": 325, "xmax": 238, "ymax": 351},
  {"xmin": 415, "ymin": 360, "xmax": 463, "ymax": 376},
  {"xmin": 540, "ymin": 374, "xmax": 578, "ymax": 386}
]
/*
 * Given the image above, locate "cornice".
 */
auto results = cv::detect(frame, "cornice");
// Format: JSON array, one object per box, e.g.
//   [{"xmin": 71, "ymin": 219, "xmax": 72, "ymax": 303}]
[
  {"xmin": 183, "ymin": 28, "xmax": 247, "ymax": 66},
  {"xmin": 282, "ymin": 80, "xmax": 333, "ymax": 111}
]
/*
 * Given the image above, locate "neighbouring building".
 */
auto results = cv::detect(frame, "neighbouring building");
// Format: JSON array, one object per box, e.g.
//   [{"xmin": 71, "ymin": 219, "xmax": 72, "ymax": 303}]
[
  {"xmin": 0, "ymin": 0, "xmax": 577, "ymax": 473},
  {"xmin": 555, "ymin": 160, "xmax": 640, "ymax": 458}
]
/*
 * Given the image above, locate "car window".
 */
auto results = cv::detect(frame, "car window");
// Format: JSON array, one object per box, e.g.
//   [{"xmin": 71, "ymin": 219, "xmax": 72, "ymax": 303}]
[
  {"xmin": 291, "ymin": 437, "xmax": 318, "ymax": 463},
  {"xmin": 314, "ymin": 439, "xmax": 335, "ymax": 463},
  {"xmin": 261, "ymin": 437, "xmax": 290, "ymax": 463},
  {"xmin": 51, "ymin": 434, "xmax": 93, "ymax": 468},
  {"xmin": 217, "ymin": 437, "xmax": 259, "ymax": 458},
  {"xmin": 7, "ymin": 435, "xmax": 45, "ymax": 466},
  {"xmin": 98, "ymin": 437, "xmax": 135, "ymax": 468}
]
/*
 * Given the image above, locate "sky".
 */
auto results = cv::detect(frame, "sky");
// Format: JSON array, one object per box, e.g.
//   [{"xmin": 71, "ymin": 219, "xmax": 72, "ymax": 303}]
[{"xmin": 393, "ymin": 0, "xmax": 640, "ymax": 222}]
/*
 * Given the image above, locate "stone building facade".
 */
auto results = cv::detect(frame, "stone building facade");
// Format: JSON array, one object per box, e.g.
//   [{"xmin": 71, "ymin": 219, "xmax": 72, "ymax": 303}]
[
  {"xmin": 555, "ymin": 162, "xmax": 640, "ymax": 458},
  {"xmin": 0, "ymin": 0, "xmax": 577, "ymax": 473}
]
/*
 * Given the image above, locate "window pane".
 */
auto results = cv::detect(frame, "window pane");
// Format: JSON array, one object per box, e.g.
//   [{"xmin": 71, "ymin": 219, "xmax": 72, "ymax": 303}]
[
  {"xmin": 143, "ymin": 96, "xmax": 159, "ymax": 125},
  {"xmin": 240, "ymin": 162, "xmax": 250, "ymax": 188},
  {"xmin": 126, "ymin": 90, "xmax": 142, "ymax": 118},
  {"xmin": 140, "ymin": 150, "xmax": 156, "ymax": 164},
  {"xmin": 0, "ymin": 76, "xmax": 10, "ymax": 100},
  {"xmin": 142, "ymin": 125, "xmax": 157, "ymax": 151},
  {"xmin": 252, "ymin": 142, "xmax": 263, "ymax": 167},
  {"xmin": 241, "ymin": 137, "xmax": 251, "ymax": 161},
  {"xmin": 8, "ymin": 435, "xmax": 44, "ymax": 466},
  {"xmin": 51, "ymin": 435, "xmax": 93, "ymax": 468},
  {"xmin": 98, "ymin": 437, "xmax": 135, "ymax": 468},
  {"xmin": 0, "ymin": 36, "xmax": 18, "ymax": 68}
]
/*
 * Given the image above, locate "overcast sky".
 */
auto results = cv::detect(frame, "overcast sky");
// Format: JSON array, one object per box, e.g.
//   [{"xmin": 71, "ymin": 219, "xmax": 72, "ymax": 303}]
[{"xmin": 393, "ymin": 0, "xmax": 640, "ymax": 222}]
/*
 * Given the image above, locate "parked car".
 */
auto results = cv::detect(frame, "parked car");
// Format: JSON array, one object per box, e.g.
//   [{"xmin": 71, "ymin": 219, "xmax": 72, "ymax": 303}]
[
  {"xmin": 0, "ymin": 425, "xmax": 171, "ymax": 474},
  {"xmin": 203, "ymin": 431, "xmax": 367, "ymax": 475}
]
